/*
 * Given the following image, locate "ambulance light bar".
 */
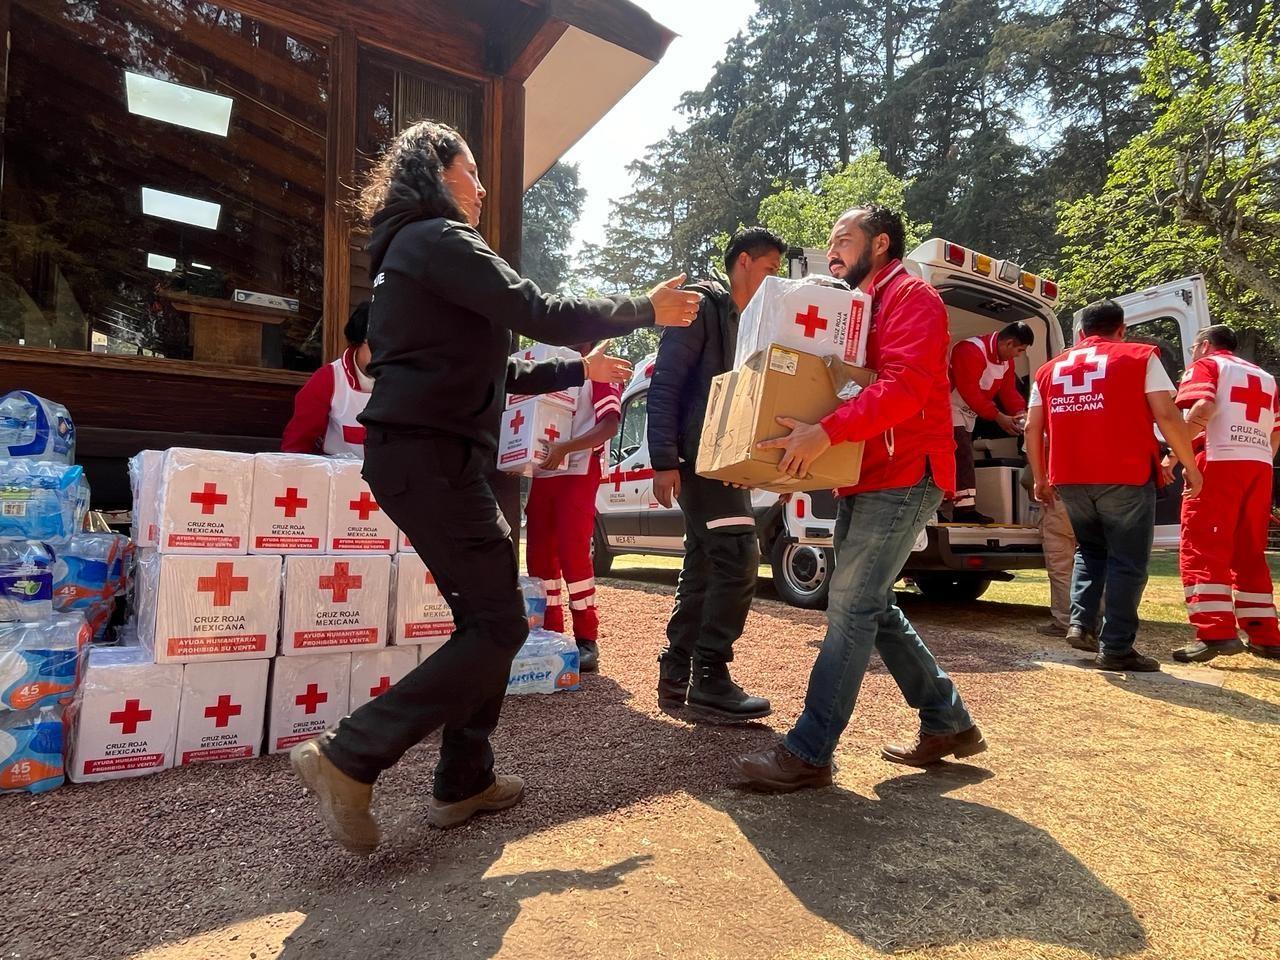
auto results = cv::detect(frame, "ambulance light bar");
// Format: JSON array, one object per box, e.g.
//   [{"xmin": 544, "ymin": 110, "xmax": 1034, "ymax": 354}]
[
  {"xmin": 1042, "ymin": 279, "xmax": 1058, "ymax": 300},
  {"xmin": 972, "ymin": 253, "xmax": 993, "ymax": 276},
  {"xmin": 1019, "ymin": 272, "xmax": 1037, "ymax": 293},
  {"xmin": 943, "ymin": 242, "xmax": 966, "ymax": 267},
  {"xmin": 998, "ymin": 260, "xmax": 1021, "ymax": 284}
]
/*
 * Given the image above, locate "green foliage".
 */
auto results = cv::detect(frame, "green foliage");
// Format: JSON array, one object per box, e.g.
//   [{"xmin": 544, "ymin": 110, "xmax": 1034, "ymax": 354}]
[{"xmin": 521, "ymin": 161, "xmax": 586, "ymax": 294}]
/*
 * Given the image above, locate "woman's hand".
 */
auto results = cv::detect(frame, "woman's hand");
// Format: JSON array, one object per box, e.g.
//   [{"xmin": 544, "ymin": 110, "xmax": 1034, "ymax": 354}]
[
  {"xmin": 583, "ymin": 340, "xmax": 633, "ymax": 384},
  {"xmin": 649, "ymin": 274, "xmax": 702, "ymax": 327},
  {"xmin": 541, "ymin": 444, "xmax": 568, "ymax": 471}
]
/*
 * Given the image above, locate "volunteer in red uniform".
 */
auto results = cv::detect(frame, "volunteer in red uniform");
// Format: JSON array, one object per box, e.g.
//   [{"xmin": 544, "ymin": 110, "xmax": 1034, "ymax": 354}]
[
  {"xmin": 1025, "ymin": 300, "xmax": 1203, "ymax": 672},
  {"xmin": 281, "ymin": 303, "xmax": 372, "ymax": 456},
  {"xmin": 949, "ymin": 321, "xmax": 1034, "ymax": 522},
  {"xmin": 1167, "ymin": 324, "xmax": 1280, "ymax": 662},
  {"xmin": 733, "ymin": 205, "xmax": 985, "ymax": 793},
  {"xmin": 525, "ymin": 341, "xmax": 623, "ymax": 672}
]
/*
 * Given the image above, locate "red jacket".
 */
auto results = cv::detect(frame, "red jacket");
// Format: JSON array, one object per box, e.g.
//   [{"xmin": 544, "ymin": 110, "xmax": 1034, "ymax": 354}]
[
  {"xmin": 821, "ymin": 260, "xmax": 957, "ymax": 497},
  {"xmin": 950, "ymin": 331, "xmax": 1026, "ymax": 420},
  {"xmin": 281, "ymin": 347, "xmax": 364, "ymax": 454}
]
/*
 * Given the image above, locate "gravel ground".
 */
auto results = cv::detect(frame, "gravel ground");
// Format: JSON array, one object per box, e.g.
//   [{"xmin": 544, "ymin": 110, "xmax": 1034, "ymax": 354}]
[{"xmin": 2, "ymin": 571, "xmax": 1277, "ymax": 960}]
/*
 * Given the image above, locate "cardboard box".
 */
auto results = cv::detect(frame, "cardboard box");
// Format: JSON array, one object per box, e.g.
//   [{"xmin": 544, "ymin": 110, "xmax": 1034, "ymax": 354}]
[
  {"xmin": 397, "ymin": 529, "xmax": 416, "ymax": 553},
  {"xmin": 506, "ymin": 343, "xmax": 580, "ymax": 410},
  {"xmin": 156, "ymin": 448, "xmax": 253, "ymax": 554},
  {"xmin": 129, "ymin": 449, "xmax": 164, "ymax": 548},
  {"xmin": 734, "ymin": 275, "xmax": 872, "ymax": 370},
  {"xmin": 697, "ymin": 345, "xmax": 868, "ymax": 493},
  {"xmin": 68, "ymin": 646, "xmax": 183, "ymax": 783},
  {"xmin": 391, "ymin": 553, "xmax": 454, "ymax": 644},
  {"xmin": 136, "ymin": 553, "xmax": 281, "ymax": 663},
  {"xmin": 267, "ymin": 654, "xmax": 350, "ymax": 754},
  {"xmin": 249, "ymin": 453, "xmax": 331, "ymax": 554},
  {"xmin": 175, "ymin": 659, "xmax": 269, "ymax": 765},
  {"xmin": 497, "ymin": 397, "xmax": 572, "ymax": 477},
  {"xmin": 326, "ymin": 460, "xmax": 397, "ymax": 553},
  {"xmin": 348, "ymin": 647, "xmax": 418, "ymax": 712},
  {"xmin": 281, "ymin": 555, "xmax": 390, "ymax": 655}
]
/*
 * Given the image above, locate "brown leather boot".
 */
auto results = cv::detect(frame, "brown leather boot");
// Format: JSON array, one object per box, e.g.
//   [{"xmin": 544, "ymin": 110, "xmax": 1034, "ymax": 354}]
[
  {"xmin": 290, "ymin": 739, "xmax": 380, "ymax": 856},
  {"xmin": 881, "ymin": 725, "xmax": 988, "ymax": 767},
  {"xmin": 732, "ymin": 743, "xmax": 833, "ymax": 792},
  {"xmin": 427, "ymin": 774, "xmax": 525, "ymax": 829}
]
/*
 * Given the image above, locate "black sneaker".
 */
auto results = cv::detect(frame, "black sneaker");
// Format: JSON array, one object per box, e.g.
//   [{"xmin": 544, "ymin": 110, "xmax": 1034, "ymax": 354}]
[
  {"xmin": 1246, "ymin": 641, "xmax": 1280, "ymax": 660},
  {"xmin": 1065, "ymin": 626, "xmax": 1099, "ymax": 652},
  {"xmin": 576, "ymin": 639, "xmax": 599, "ymax": 673},
  {"xmin": 1172, "ymin": 638, "xmax": 1245, "ymax": 663},
  {"xmin": 1095, "ymin": 650, "xmax": 1161, "ymax": 672},
  {"xmin": 687, "ymin": 662, "xmax": 772, "ymax": 722},
  {"xmin": 951, "ymin": 507, "xmax": 995, "ymax": 525},
  {"xmin": 657, "ymin": 654, "xmax": 690, "ymax": 713}
]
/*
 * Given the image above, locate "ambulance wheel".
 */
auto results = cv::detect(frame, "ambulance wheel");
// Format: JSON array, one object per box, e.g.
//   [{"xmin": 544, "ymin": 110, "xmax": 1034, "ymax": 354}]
[
  {"xmin": 770, "ymin": 539, "xmax": 832, "ymax": 610},
  {"xmin": 592, "ymin": 525, "xmax": 614, "ymax": 577},
  {"xmin": 913, "ymin": 573, "xmax": 992, "ymax": 603}
]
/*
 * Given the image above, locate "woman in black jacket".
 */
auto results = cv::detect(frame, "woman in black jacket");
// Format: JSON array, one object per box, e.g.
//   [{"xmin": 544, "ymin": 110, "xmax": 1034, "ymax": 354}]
[{"xmin": 291, "ymin": 120, "xmax": 701, "ymax": 856}]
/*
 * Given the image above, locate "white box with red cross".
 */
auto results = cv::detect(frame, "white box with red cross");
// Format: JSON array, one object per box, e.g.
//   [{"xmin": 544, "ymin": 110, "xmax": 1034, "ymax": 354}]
[
  {"xmin": 136, "ymin": 552, "xmax": 282, "ymax": 663},
  {"xmin": 67, "ymin": 646, "xmax": 183, "ymax": 783},
  {"xmin": 348, "ymin": 647, "xmax": 418, "ymax": 712},
  {"xmin": 733, "ymin": 276, "xmax": 872, "ymax": 370},
  {"xmin": 267, "ymin": 653, "xmax": 351, "ymax": 754},
  {"xmin": 506, "ymin": 343, "xmax": 581, "ymax": 410},
  {"xmin": 174, "ymin": 659, "xmax": 269, "ymax": 765},
  {"xmin": 281, "ymin": 555, "xmax": 391, "ymax": 655},
  {"xmin": 391, "ymin": 552, "xmax": 454, "ymax": 644},
  {"xmin": 156, "ymin": 448, "xmax": 254, "ymax": 554},
  {"xmin": 496, "ymin": 397, "xmax": 573, "ymax": 477},
  {"xmin": 249, "ymin": 453, "xmax": 331, "ymax": 555},
  {"xmin": 326, "ymin": 459, "xmax": 398, "ymax": 554}
]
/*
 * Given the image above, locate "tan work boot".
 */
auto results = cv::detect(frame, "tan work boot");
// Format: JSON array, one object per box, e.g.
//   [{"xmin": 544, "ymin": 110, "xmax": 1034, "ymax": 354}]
[
  {"xmin": 427, "ymin": 774, "xmax": 525, "ymax": 829},
  {"xmin": 881, "ymin": 725, "xmax": 988, "ymax": 767},
  {"xmin": 290, "ymin": 739, "xmax": 380, "ymax": 856}
]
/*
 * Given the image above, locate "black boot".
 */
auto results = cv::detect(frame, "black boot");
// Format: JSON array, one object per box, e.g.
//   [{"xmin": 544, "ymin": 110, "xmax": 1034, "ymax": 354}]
[
  {"xmin": 687, "ymin": 661, "xmax": 772, "ymax": 722},
  {"xmin": 657, "ymin": 654, "xmax": 690, "ymax": 713},
  {"xmin": 576, "ymin": 639, "xmax": 599, "ymax": 673}
]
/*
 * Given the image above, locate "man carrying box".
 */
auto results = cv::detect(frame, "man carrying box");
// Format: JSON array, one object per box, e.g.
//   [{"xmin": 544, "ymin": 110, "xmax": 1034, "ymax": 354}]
[
  {"xmin": 733, "ymin": 206, "xmax": 985, "ymax": 791},
  {"xmin": 949, "ymin": 321, "xmax": 1034, "ymax": 523},
  {"xmin": 648, "ymin": 227, "xmax": 787, "ymax": 721}
]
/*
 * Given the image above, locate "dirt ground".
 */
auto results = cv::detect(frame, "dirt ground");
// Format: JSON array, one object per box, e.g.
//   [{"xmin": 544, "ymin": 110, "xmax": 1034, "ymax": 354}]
[{"xmin": 2, "ymin": 566, "xmax": 1278, "ymax": 960}]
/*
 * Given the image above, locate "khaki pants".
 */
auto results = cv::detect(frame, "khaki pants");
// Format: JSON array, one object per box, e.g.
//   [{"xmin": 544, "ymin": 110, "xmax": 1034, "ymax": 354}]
[{"xmin": 1041, "ymin": 498, "xmax": 1077, "ymax": 629}]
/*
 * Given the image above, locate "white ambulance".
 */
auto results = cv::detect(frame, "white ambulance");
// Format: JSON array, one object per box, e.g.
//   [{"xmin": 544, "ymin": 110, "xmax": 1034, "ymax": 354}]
[{"xmin": 592, "ymin": 238, "xmax": 1214, "ymax": 609}]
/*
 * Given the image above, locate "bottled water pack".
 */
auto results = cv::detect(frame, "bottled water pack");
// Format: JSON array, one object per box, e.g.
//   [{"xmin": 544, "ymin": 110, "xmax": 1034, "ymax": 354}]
[
  {"xmin": 0, "ymin": 704, "xmax": 65, "ymax": 793},
  {"xmin": 506, "ymin": 629, "xmax": 580, "ymax": 696},
  {"xmin": 0, "ymin": 539, "xmax": 55, "ymax": 622},
  {"xmin": 519, "ymin": 576, "xmax": 548, "ymax": 629},
  {"xmin": 0, "ymin": 460, "xmax": 87, "ymax": 543},
  {"xmin": 0, "ymin": 391, "xmax": 76, "ymax": 463},
  {"xmin": 0, "ymin": 614, "xmax": 90, "ymax": 711}
]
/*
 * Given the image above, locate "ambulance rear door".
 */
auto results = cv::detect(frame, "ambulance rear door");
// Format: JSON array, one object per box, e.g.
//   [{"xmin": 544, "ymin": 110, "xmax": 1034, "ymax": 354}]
[{"xmin": 1079, "ymin": 275, "xmax": 1212, "ymax": 547}]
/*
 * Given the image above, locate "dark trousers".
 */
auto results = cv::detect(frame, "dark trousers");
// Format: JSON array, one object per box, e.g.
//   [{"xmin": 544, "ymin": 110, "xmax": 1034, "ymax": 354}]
[
  {"xmin": 953, "ymin": 425, "xmax": 977, "ymax": 507},
  {"xmin": 664, "ymin": 466, "xmax": 759, "ymax": 665},
  {"xmin": 321, "ymin": 431, "xmax": 528, "ymax": 801}
]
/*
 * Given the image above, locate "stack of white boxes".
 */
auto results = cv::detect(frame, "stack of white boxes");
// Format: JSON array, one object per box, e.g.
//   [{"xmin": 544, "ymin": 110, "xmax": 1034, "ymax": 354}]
[
  {"xmin": 496, "ymin": 343, "xmax": 578, "ymax": 476},
  {"xmin": 69, "ymin": 448, "xmax": 453, "ymax": 783}
]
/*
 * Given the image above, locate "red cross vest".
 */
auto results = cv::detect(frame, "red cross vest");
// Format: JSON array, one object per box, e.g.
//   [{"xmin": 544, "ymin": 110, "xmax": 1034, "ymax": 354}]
[
  {"xmin": 322, "ymin": 351, "xmax": 370, "ymax": 458},
  {"xmin": 1201, "ymin": 354, "xmax": 1277, "ymax": 463},
  {"xmin": 950, "ymin": 332, "xmax": 1014, "ymax": 429},
  {"xmin": 1035, "ymin": 336, "xmax": 1162, "ymax": 487}
]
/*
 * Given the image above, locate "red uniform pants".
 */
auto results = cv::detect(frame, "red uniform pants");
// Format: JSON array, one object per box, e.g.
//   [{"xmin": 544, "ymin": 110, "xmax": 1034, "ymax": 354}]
[
  {"xmin": 525, "ymin": 458, "xmax": 601, "ymax": 641},
  {"xmin": 1180, "ymin": 457, "xmax": 1279, "ymax": 646}
]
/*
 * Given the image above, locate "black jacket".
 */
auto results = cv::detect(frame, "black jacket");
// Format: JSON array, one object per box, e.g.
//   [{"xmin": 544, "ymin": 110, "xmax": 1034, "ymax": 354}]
[
  {"xmin": 360, "ymin": 206, "xmax": 654, "ymax": 451},
  {"xmin": 646, "ymin": 280, "xmax": 737, "ymax": 472}
]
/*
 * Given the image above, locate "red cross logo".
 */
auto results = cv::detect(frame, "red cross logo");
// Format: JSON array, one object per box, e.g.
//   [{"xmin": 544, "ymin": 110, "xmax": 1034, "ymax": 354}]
[
  {"xmin": 318, "ymin": 562, "xmax": 363, "ymax": 602},
  {"xmin": 189, "ymin": 482, "xmax": 227, "ymax": 515},
  {"xmin": 523, "ymin": 350, "xmax": 535, "ymax": 361},
  {"xmin": 349, "ymin": 491, "xmax": 380, "ymax": 520},
  {"xmin": 110, "ymin": 699, "xmax": 152, "ymax": 734},
  {"xmin": 370, "ymin": 676, "xmax": 393, "ymax": 698},
  {"xmin": 295, "ymin": 683, "xmax": 328, "ymax": 714},
  {"xmin": 509, "ymin": 409, "xmax": 526, "ymax": 432},
  {"xmin": 196, "ymin": 562, "xmax": 249, "ymax": 607},
  {"xmin": 605, "ymin": 467, "xmax": 626, "ymax": 491},
  {"xmin": 794, "ymin": 305, "xmax": 829, "ymax": 339},
  {"xmin": 274, "ymin": 487, "xmax": 308, "ymax": 517},
  {"xmin": 1052, "ymin": 347, "xmax": 1107, "ymax": 396},
  {"xmin": 1230, "ymin": 374, "xmax": 1274, "ymax": 424},
  {"xmin": 204, "ymin": 694, "xmax": 242, "ymax": 728},
  {"xmin": 543, "ymin": 424, "xmax": 561, "ymax": 444},
  {"xmin": 424, "ymin": 570, "xmax": 436, "ymax": 585}
]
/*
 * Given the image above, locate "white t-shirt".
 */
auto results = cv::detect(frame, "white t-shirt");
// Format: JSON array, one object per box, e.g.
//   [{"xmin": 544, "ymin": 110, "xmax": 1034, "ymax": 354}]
[{"xmin": 1029, "ymin": 354, "xmax": 1174, "ymax": 408}]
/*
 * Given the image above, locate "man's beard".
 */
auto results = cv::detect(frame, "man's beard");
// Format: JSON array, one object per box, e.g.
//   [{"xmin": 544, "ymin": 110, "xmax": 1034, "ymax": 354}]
[{"xmin": 840, "ymin": 248, "xmax": 875, "ymax": 288}]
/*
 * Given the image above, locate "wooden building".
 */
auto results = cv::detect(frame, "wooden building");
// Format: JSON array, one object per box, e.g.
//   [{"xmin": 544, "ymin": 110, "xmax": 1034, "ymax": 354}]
[{"xmin": 0, "ymin": 0, "xmax": 673, "ymax": 505}]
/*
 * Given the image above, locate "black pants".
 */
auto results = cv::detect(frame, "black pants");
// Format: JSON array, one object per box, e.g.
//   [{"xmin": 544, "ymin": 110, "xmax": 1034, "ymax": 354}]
[
  {"xmin": 321, "ymin": 431, "xmax": 528, "ymax": 801},
  {"xmin": 664, "ymin": 466, "xmax": 759, "ymax": 665},
  {"xmin": 953, "ymin": 425, "xmax": 977, "ymax": 508}
]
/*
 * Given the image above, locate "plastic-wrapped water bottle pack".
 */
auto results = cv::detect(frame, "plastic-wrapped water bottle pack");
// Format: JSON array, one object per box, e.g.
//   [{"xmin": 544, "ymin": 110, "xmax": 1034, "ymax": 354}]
[
  {"xmin": 0, "ymin": 391, "xmax": 76, "ymax": 464},
  {"xmin": 506, "ymin": 628, "xmax": 580, "ymax": 696},
  {"xmin": 519, "ymin": 575, "xmax": 548, "ymax": 629},
  {"xmin": 0, "ymin": 539, "xmax": 55, "ymax": 622},
  {"xmin": 0, "ymin": 460, "xmax": 87, "ymax": 543}
]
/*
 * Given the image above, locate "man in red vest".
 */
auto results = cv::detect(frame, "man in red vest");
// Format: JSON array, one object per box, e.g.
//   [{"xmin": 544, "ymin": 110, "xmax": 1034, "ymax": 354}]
[
  {"xmin": 1167, "ymin": 324, "xmax": 1280, "ymax": 662},
  {"xmin": 1025, "ymin": 300, "xmax": 1203, "ymax": 671},
  {"xmin": 949, "ymin": 321, "xmax": 1034, "ymax": 523},
  {"xmin": 732, "ymin": 205, "xmax": 984, "ymax": 792}
]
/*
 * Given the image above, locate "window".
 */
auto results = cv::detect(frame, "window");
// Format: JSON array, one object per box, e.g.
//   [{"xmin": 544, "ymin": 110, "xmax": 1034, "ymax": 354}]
[
  {"xmin": 612, "ymin": 394, "xmax": 647, "ymax": 465},
  {"xmin": 0, "ymin": 0, "xmax": 329, "ymax": 371},
  {"xmin": 1126, "ymin": 317, "xmax": 1186, "ymax": 384}
]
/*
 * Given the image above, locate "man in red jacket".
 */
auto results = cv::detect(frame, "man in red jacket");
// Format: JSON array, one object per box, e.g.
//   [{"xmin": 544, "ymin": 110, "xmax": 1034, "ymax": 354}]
[
  {"xmin": 949, "ymin": 321, "xmax": 1034, "ymax": 523},
  {"xmin": 733, "ymin": 205, "xmax": 985, "ymax": 792},
  {"xmin": 1025, "ymin": 300, "xmax": 1203, "ymax": 671},
  {"xmin": 282, "ymin": 303, "xmax": 374, "ymax": 457}
]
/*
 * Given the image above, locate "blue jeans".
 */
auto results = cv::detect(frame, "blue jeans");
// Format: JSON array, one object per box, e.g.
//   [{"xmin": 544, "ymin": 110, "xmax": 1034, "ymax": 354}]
[
  {"xmin": 785, "ymin": 476, "xmax": 973, "ymax": 766},
  {"xmin": 1056, "ymin": 482, "xmax": 1156, "ymax": 657}
]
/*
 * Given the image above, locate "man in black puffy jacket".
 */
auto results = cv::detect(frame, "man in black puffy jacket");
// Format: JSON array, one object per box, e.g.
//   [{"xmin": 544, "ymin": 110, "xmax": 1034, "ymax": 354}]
[{"xmin": 647, "ymin": 227, "xmax": 787, "ymax": 721}]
